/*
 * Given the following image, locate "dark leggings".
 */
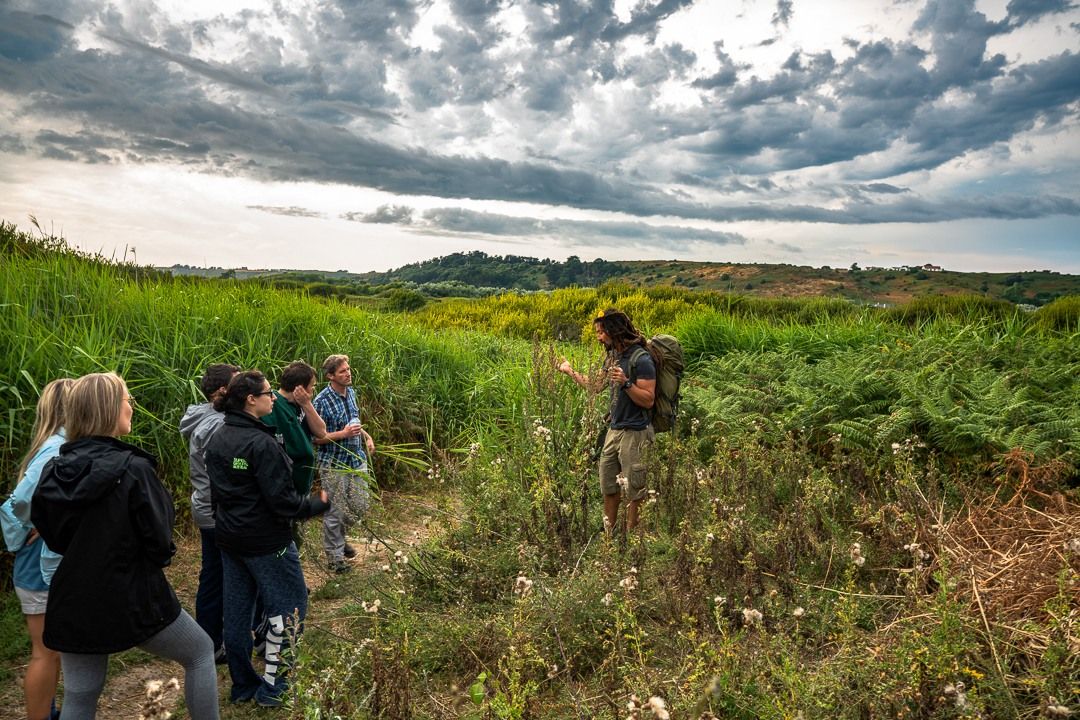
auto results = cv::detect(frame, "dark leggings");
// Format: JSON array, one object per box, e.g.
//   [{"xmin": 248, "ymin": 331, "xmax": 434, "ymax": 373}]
[{"xmin": 59, "ymin": 610, "xmax": 219, "ymax": 720}]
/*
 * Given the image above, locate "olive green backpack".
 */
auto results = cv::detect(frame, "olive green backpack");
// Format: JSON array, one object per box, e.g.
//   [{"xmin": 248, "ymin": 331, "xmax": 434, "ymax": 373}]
[{"xmin": 629, "ymin": 334, "xmax": 685, "ymax": 433}]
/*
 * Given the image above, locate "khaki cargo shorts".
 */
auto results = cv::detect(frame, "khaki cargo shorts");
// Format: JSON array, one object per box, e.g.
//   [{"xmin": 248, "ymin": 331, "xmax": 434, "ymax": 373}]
[{"xmin": 598, "ymin": 426, "xmax": 654, "ymax": 501}]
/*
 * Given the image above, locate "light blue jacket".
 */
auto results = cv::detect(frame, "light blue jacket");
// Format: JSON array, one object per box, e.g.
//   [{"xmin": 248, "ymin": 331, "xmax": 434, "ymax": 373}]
[{"xmin": 1, "ymin": 431, "xmax": 65, "ymax": 587}]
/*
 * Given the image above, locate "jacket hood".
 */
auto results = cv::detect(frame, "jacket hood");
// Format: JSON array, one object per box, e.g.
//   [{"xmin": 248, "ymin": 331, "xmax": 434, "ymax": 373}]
[
  {"xmin": 43, "ymin": 436, "xmax": 157, "ymax": 507},
  {"xmin": 180, "ymin": 402, "xmax": 219, "ymax": 440}
]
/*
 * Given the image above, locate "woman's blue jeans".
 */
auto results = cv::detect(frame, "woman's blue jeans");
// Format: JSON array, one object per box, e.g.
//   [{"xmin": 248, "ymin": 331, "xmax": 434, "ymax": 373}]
[{"xmin": 221, "ymin": 543, "xmax": 308, "ymax": 705}]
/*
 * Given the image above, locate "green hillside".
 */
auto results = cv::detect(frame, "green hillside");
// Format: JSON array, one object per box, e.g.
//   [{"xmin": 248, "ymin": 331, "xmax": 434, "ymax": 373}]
[{"xmin": 166, "ymin": 251, "xmax": 1080, "ymax": 307}]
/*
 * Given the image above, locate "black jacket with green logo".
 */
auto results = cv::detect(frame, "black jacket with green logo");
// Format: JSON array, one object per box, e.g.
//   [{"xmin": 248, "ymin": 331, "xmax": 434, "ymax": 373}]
[
  {"xmin": 32, "ymin": 436, "xmax": 181, "ymax": 653},
  {"xmin": 206, "ymin": 411, "xmax": 330, "ymax": 556}
]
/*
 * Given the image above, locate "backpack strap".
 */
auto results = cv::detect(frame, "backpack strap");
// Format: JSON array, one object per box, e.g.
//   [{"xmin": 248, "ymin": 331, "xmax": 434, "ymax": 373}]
[{"xmin": 627, "ymin": 344, "xmax": 649, "ymax": 383}]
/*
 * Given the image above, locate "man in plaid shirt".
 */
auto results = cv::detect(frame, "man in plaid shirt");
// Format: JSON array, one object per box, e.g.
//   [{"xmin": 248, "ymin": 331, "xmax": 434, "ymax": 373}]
[{"xmin": 313, "ymin": 354, "xmax": 375, "ymax": 573}]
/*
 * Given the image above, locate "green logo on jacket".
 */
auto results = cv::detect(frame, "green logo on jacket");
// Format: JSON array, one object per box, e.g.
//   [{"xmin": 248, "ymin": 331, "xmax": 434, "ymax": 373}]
[{"xmin": 232, "ymin": 457, "xmax": 249, "ymax": 470}]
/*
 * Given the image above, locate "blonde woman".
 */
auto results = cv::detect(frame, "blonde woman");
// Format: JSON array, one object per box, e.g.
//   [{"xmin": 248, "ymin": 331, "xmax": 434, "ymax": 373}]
[
  {"xmin": 30, "ymin": 372, "xmax": 219, "ymax": 720},
  {"xmin": 0, "ymin": 379, "xmax": 72, "ymax": 720}
]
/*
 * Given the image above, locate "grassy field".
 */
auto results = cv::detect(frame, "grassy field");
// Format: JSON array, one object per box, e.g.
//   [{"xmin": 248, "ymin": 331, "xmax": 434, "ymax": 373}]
[{"xmin": 2, "ymin": 221, "xmax": 1078, "ymax": 718}]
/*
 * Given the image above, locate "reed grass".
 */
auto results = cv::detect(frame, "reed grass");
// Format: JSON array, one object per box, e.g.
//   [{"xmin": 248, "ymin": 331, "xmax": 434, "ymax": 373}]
[{"xmin": 0, "ymin": 222, "xmax": 533, "ymax": 497}]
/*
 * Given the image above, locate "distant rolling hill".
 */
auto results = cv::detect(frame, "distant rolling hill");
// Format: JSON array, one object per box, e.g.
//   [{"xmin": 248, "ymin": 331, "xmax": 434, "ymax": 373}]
[{"xmin": 164, "ymin": 251, "xmax": 1080, "ymax": 306}]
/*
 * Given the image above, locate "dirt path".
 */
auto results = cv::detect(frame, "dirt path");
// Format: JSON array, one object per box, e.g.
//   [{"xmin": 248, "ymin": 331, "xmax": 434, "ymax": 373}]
[{"xmin": 0, "ymin": 488, "xmax": 445, "ymax": 719}]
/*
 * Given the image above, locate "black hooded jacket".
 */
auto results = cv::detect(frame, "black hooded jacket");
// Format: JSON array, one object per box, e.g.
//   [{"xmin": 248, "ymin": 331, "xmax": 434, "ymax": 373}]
[
  {"xmin": 205, "ymin": 411, "xmax": 330, "ymax": 556},
  {"xmin": 31, "ymin": 436, "xmax": 181, "ymax": 653}
]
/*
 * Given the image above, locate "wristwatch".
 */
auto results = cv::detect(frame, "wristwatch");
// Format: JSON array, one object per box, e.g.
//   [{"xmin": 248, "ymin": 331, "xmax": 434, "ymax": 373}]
[{"xmin": 622, "ymin": 379, "xmax": 633, "ymax": 390}]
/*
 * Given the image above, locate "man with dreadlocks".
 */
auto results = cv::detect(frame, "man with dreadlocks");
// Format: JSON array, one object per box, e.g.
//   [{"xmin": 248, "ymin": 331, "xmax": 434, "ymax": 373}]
[{"xmin": 558, "ymin": 308, "xmax": 656, "ymax": 531}]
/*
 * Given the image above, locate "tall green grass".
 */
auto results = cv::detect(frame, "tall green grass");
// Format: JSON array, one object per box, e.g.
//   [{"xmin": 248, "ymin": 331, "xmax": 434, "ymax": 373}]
[{"xmin": 0, "ymin": 222, "xmax": 533, "ymax": 496}]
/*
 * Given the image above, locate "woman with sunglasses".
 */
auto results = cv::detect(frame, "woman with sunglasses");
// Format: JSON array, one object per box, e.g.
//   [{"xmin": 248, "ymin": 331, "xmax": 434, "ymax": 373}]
[
  {"xmin": 31, "ymin": 372, "xmax": 218, "ymax": 719},
  {"xmin": 205, "ymin": 370, "xmax": 330, "ymax": 707}
]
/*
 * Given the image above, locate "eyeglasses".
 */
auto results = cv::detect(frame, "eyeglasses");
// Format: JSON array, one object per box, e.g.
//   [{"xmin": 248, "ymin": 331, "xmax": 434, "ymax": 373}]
[
  {"xmin": 253, "ymin": 390, "xmax": 275, "ymax": 397},
  {"xmin": 124, "ymin": 396, "xmax": 136, "ymax": 407}
]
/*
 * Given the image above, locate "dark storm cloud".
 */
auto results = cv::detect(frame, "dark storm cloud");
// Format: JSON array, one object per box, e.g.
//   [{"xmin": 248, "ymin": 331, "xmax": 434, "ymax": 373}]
[
  {"xmin": 247, "ymin": 205, "xmax": 325, "ymax": 218},
  {"xmin": 35, "ymin": 129, "xmax": 116, "ymax": 163},
  {"xmin": 687, "ymin": 0, "xmax": 1080, "ymax": 175},
  {"xmin": 0, "ymin": 11, "xmax": 72, "ymax": 61},
  {"xmin": 913, "ymin": 0, "xmax": 1007, "ymax": 90},
  {"xmin": 328, "ymin": 0, "xmax": 423, "ymax": 44},
  {"xmin": 342, "ymin": 205, "xmax": 416, "ymax": 224},
  {"xmin": 859, "ymin": 183, "xmax": 909, "ymax": 194},
  {"xmin": 416, "ymin": 208, "xmax": 750, "ymax": 251},
  {"xmin": 600, "ymin": 0, "xmax": 698, "ymax": 42},
  {"xmin": 527, "ymin": 0, "xmax": 695, "ymax": 47},
  {"xmin": 617, "ymin": 43, "xmax": 697, "ymax": 86},
  {"xmin": 403, "ymin": 23, "xmax": 514, "ymax": 109},
  {"xmin": 0, "ymin": 134, "xmax": 28, "ymax": 153},
  {"xmin": 691, "ymin": 42, "xmax": 746, "ymax": 89},
  {"xmin": 899, "ymin": 50, "xmax": 1080, "ymax": 171},
  {"xmin": 1005, "ymin": 0, "xmax": 1078, "ymax": 25},
  {"xmin": 726, "ymin": 51, "xmax": 834, "ymax": 108},
  {"xmin": 99, "ymin": 30, "xmax": 274, "ymax": 94},
  {"xmin": 1, "ymin": 0, "xmax": 1078, "ymax": 231},
  {"xmin": 772, "ymin": 0, "xmax": 794, "ymax": 27}
]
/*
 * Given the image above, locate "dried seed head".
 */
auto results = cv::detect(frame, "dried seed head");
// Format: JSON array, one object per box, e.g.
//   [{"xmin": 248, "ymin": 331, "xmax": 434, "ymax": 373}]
[
  {"xmin": 742, "ymin": 608, "xmax": 763, "ymax": 626},
  {"xmin": 647, "ymin": 696, "xmax": 670, "ymax": 719},
  {"xmin": 513, "ymin": 575, "xmax": 534, "ymax": 597}
]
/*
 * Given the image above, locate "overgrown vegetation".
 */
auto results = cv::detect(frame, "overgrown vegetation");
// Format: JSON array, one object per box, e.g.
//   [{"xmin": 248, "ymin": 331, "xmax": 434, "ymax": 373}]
[{"xmin": 2, "ymin": 220, "xmax": 1077, "ymax": 718}]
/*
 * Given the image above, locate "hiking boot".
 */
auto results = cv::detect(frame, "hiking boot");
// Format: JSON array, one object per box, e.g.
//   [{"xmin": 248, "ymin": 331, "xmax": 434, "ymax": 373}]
[
  {"xmin": 343, "ymin": 543, "xmax": 357, "ymax": 558},
  {"xmin": 329, "ymin": 559, "xmax": 352, "ymax": 574},
  {"xmin": 255, "ymin": 683, "xmax": 287, "ymax": 708}
]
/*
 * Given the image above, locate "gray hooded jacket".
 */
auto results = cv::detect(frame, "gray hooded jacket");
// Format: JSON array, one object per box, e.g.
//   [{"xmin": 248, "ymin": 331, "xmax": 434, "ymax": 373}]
[{"xmin": 179, "ymin": 402, "xmax": 225, "ymax": 529}]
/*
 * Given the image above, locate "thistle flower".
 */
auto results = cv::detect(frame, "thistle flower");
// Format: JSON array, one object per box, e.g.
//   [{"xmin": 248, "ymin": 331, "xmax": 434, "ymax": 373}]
[
  {"xmin": 942, "ymin": 681, "xmax": 968, "ymax": 710},
  {"xmin": 742, "ymin": 608, "xmax": 763, "ymax": 626},
  {"xmin": 139, "ymin": 678, "xmax": 180, "ymax": 720},
  {"xmin": 362, "ymin": 598, "xmax": 381, "ymax": 614},
  {"xmin": 705, "ymin": 532, "xmax": 715, "ymax": 541},
  {"xmin": 513, "ymin": 575, "xmax": 534, "ymax": 597},
  {"xmin": 601, "ymin": 592, "xmax": 614, "ymax": 606},
  {"xmin": 903, "ymin": 542, "xmax": 931, "ymax": 570},
  {"xmin": 647, "ymin": 696, "xmax": 670, "ymax": 719},
  {"xmin": 1045, "ymin": 697, "xmax": 1072, "ymax": 717},
  {"xmin": 531, "ymin": 419, "xmax": 552, "ymax": 442},
  {"xmin": 793, "ymin": 606, "xmax": 805, "ymax": 618},
  {"xmin": 850, "ymin": 542, "xmax": 866, "ymax": 567},
  {"xmin": 547, "ymin": 663, "xmax": 559, "ymax": 679}
]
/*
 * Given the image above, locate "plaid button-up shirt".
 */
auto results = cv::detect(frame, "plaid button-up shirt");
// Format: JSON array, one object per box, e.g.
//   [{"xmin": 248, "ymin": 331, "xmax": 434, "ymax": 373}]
[{"xmin": 313, "ymin": 385, "xmax": 368, "ymax": 471}]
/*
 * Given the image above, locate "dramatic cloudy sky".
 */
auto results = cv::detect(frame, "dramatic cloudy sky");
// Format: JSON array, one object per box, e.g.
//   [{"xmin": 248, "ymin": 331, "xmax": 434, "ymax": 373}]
[{"xmin": 1, "ymin": 0, "xmax": 1078, "ymax": 272}]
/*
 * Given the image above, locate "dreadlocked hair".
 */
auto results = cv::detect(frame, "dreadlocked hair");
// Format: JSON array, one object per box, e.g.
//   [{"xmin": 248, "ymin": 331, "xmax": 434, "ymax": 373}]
[{"xmin": 595, "ymin": 308, "xmax": 663, "ymax": 372}]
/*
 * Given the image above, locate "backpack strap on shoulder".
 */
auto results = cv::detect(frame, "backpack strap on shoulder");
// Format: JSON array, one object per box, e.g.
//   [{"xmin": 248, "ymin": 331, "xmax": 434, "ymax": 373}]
[{"xmin": 628, "ymin": 344, "xmax": 648, "ymax": 382}]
